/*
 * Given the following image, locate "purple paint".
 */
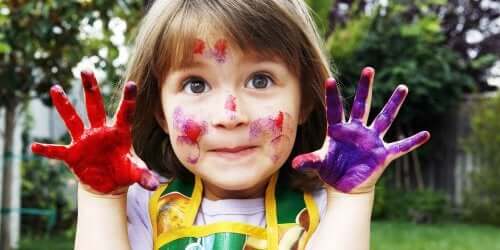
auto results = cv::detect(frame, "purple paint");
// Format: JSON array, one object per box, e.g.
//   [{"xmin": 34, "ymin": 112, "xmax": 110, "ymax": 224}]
[
  {"xmin": 210, "ymin": 39, "xmax": 228, "ymax": 63},
  {"xmin": 173, "ymin": 107, "xmax": 208, "ymax": 164},
  {"xmin": 292, "ymin": 67, "xmax": 430, "ymax": 193},
  {"xmin": 372, "ymin": 85, "xmax": 407, "ymax": 135},
  {"xmin": 249, "ymin": 111, "xmax": 290, "ymax": 162},
  {"xmin": 350, "ymin": 67, "xmax": 374, "ymax": 121}
]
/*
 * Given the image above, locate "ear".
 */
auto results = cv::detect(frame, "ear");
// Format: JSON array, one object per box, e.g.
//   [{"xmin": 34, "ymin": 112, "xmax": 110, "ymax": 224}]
[{"xmin": 154, "ymin": 106, "xmax": 169, "ymax": 134}]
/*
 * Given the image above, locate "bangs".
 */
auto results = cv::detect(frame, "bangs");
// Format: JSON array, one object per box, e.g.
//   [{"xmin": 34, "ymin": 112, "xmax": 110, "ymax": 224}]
[{"xmin": 153, "ymin": 1, "xmax": 303, "ymax": 83}]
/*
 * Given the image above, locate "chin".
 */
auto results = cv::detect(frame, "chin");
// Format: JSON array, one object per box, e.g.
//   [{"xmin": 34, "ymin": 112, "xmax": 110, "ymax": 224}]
[{"xmin": 195, "ymin": 159, "xmax": 277, "ymax": 191}]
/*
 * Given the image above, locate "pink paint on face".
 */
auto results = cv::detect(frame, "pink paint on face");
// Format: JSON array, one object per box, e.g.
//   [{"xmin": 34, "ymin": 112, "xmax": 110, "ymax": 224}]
[
  {"xmin": 249, "ymin": 111, "xmax": 292, "ymax": 162},
  {"xmin": 224, "ymin": 95, "xmax": 237, "ymax": 120},
  {"xmin": 211, "ymin": 39, "xmax": 228, "ymax": 63},
  {"xmin": 193, "ymin": 39, "xmax": 205, "ymax": 55},
  {"xmin": 225, "ymin": 95, "xmax": 237, "ymax": 112},
  {"xmin": 173, "ymin": 107, "xmax": 208, "ymax": 164}
]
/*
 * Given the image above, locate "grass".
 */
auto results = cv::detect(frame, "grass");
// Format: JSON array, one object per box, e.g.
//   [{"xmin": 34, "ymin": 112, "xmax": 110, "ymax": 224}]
[
  {"xmin": 17, "ymin": 221, "xmax": 500, "ymax": 249},
  {"xmin": 372, "ymin": 221, "xmax": 500, "ymax": 250}
]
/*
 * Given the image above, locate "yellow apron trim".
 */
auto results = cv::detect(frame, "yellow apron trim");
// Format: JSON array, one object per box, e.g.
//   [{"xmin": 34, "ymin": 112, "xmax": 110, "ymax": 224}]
[
  {"xmin": 183, "ymin": 175, "xmax": 203, "ymax": 227},
  {"xmin": 149, "ymin": 183, "xmax": 169, "ymax": 250},
  {"xmin": 265, "ymin": 174, "xmax": 279, "ymax": 250},
  {"xmin": 298, "ymin": 192, "xmax": 320, "ymax": 250},
  {"xmin": 157, "ymin": 222, "xmax": 267, "ymax": 246}
]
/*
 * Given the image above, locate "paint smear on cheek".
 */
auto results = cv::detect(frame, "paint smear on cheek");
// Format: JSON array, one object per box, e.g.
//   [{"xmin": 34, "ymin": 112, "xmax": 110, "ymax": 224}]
[
  {"xmin": 211, "ymin": 39, "xmax": 228, "ymax": 63},
  {"xmin": 173, "ymin": 107, "xmax": 208, "ymax": 164},
  {"xmin": 249, "ymin": 111, "xmax": 293, "ymax": 163}
]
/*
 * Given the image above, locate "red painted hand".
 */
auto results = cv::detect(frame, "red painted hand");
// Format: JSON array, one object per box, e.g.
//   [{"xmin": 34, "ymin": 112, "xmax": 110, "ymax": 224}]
[{"xmin": 31, "ymin": 71, "xmax": 159, "ymax": 194}]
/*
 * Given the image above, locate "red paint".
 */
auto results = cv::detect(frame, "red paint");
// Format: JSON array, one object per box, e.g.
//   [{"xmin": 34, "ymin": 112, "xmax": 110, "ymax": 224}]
[
  {"xmin": 274, "ymin": 111, "xmax": 284, "ymax": 132},
  {"xmin": 292, "ymin": 153, "xmax": 321, "ymax": 170},
  {"xmin": 212, "ymin": 39, "xmax": 228, "ymax": 63},
  {"xmin": 173, "ymin": 107, "xmax": 207, "ymax": 164},
  {"xmin": 183, "ymin": 119, "xmax": 203, "ymax": 143},
  {"xmin": 193, "ymin": 39, "xmax": 205, "ymax": 55},
  {"xmin": 31, "ymin": 72, "xmax": 159, "ymax": 194},
  {"xmin": 225, "ymin": 95, "xmax": 237, "ymax": 112},
  {"xmin": 81, "ymin": 70, "xmax": 106, "ymax": 128}
]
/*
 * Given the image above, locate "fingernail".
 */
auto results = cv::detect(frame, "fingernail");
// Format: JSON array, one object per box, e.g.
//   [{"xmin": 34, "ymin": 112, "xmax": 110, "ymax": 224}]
[{"xmin": 124, "ymin": 82, "xmax": 137, "ymax": 100}]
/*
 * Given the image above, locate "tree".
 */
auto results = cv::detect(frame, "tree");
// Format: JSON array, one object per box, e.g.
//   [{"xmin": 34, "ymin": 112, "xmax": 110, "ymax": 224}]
[{"xmin": 0, "ymin": 1, "xmax": 144, "ymax": 249}]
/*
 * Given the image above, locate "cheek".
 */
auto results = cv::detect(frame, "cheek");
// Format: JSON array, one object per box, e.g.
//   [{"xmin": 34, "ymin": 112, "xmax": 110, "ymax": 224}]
[
  {"xmin": 249, "ymin": 111, "xmax": 297, "ymax": 163},
  {"xmin": 169, "ymin": 106, "xmax": 208, "ymax": 164}
]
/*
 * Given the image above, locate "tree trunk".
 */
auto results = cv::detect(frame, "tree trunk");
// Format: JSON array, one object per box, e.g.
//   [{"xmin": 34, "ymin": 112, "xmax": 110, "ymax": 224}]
[{"xmin": 1, "ymin": 101, "xmax": 20, "ymax": 250}]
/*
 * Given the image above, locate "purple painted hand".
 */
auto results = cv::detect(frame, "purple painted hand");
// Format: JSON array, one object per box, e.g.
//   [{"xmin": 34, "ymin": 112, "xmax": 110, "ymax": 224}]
[{"xmin": 292, "ymin": 67, "xmax": 430, "ymax": 194}]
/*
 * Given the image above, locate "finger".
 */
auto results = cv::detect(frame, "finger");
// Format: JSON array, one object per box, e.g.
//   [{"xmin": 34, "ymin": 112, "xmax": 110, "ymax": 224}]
[
  {"xmin": 292, "ymin": 151, "xmax": 324, "ymax": 171},
  {"xmin": 81, "ymin": 70, "xmax": 107, "ymax": 128},
  {"xmin": 127, "ymin": 155, "xmax": 160, "ymax": 191},
  {"xmin": 115, "ymin": 81, "xmax": 137, "ymax": 129},
  {"xmin": 388, "ymin": 131, "xmax": 431, "ymax": 159},
  {"xmin": 31, "ymin": 142, "xmax": 68, "ymax": 161},
  {"xmin": 371, "ymin": 85, "xmax": 408, "ymax": 137},
  {"xmin": 50, "ymin": 85, "xmax": 85, "ymax": 139},
  {"xmin": 137, "ymin": 169, "xmax": 160, "ymax": 191},
  {"xmin": 349, "ymin": 67, "xmax": 375, "ymax": 123},
  {"xmin": 325, "ymin": 77, "xmax": 344, "ymax": 127}
]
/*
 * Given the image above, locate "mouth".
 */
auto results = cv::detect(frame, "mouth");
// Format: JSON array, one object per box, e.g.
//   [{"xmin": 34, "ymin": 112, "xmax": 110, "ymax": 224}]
[{"xmin": 208, "ymin": 145, "xmax": 258, "ymax": 159}]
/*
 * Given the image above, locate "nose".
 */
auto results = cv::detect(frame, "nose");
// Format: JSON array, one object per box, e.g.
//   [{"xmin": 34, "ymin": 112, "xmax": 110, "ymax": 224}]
[{"xmin": 210, "ymin": 94, "xmax": 249, "ymax": 129}]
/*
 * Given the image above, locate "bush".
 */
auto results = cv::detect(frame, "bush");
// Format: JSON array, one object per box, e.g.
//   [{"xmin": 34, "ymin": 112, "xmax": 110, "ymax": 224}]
[
  {"xmin": 463, "ymin": 94, "xmax": 500, "ymax": 225},
  {"xmin": 21, "ymin": 156, "xmax": 76, "ymax": 236},
  {"xmin": 373, "ymin": 181, "xmax": 447, "ymax": 223}
]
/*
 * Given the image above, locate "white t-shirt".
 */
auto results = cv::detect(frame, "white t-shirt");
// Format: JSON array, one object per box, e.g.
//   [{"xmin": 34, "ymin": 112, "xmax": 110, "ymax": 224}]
[{"xmin": 127, "ymin": 182, "xmax": 327, "ymax": 250}]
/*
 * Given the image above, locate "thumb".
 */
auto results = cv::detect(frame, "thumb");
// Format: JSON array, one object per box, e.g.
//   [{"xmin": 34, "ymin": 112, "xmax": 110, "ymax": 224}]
[
  {"xmin": 128, "ymin": 154, "xmax": 160, "ymax": 191},
  {"xmin": 292, "ymin": 150, "xmax": 324, "ymax": 172}
]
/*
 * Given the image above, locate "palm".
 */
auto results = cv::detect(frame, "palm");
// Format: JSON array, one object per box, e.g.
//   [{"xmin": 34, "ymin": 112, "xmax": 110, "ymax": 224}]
[
  {"xmin": 31, "ymin": 71, "xmax": 159, "ymax": 194},
  {"xmin": 293, "ymin": 67, "xmax": 430, "ymax": 194}
]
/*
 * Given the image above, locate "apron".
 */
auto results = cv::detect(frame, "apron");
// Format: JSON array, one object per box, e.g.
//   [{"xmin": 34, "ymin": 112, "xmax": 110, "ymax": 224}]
[{"xmin": 149, "ymin": 172, "xmax": 320, "ymax": 250}]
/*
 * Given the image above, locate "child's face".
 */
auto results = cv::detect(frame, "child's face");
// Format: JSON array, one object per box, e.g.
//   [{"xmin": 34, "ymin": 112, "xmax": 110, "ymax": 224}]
[{"xmin": 159, "ymin": 38, "xmax": 301, "ymax": 198}]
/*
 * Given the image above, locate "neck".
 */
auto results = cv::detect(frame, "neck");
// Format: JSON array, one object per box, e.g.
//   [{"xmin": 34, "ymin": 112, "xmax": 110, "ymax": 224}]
[{"xmin": 202, "ymin": 178, "xmax": 270, "ymax": 201}]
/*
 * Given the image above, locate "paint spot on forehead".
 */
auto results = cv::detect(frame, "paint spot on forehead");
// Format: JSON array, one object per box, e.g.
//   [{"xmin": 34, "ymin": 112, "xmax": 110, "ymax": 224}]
[
  {"xmin": 212, "ymin": 39, "xmax": 228, "ymax": 63},
  {"xmin": 193, "ymin": 39, "xmax": 205, "ymax": 55}
]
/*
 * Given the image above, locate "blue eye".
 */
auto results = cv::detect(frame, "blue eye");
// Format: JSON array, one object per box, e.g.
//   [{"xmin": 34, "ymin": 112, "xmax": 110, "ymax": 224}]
[
  {"xmin": 246, "ymin": 73, "xmax": 274, "ymax": 89},
  {"xmin": 182, "ymin": 77, "xmax": 210, "ymax": 94}
]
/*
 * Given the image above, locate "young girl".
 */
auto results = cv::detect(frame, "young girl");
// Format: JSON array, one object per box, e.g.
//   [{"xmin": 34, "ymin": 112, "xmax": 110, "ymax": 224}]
[{"xmin": 31, "ymin": 1, "xmax": 430, "ymax": 249}]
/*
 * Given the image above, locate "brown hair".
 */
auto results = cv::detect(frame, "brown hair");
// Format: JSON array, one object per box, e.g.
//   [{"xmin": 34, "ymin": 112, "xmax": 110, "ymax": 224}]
[{"xmin": 122, "ymin": 0, "xmax": 332, "ymax": 192}]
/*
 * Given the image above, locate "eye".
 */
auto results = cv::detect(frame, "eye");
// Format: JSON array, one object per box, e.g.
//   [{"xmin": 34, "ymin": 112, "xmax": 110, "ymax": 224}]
[
  {"xmin": 182, "ymin": 77, "xmax": 211, "ymax": 94},
  {"xmin": 246, "ymin": 73, "xmax": 274, "ymax": 89}
]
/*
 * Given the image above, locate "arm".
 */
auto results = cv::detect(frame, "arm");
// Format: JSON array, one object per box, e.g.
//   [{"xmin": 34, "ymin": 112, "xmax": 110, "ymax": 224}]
[
  {"xmin": 306, "ymin": 188, "xmax": 374, "ymax": 250},
  {"xmin": 75, "ymin": 186, "xmax": 131, "ymax": 250},
  {"xmin": 31, "ymin": 71, "xmax": 159, "ymax": 250},
  {"xmin": 295, "ymin": 67, "xmax": 430, "ymax": 250}
]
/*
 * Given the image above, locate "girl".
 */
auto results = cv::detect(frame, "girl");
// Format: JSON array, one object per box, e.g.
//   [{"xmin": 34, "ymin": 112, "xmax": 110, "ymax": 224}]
[{"xmin": 31, "ymin": 1, "xmax": 430, "ymax": 249}]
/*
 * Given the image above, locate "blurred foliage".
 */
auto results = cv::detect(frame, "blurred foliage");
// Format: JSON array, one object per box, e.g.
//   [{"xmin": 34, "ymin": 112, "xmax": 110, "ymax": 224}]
[
  {"xmin": 0, "ymin": 0, "xmax": 143, "ymax": 109},
  {"xmin": 463, "ymin": 94, "xmax": 500, "ymax": 226},
  {"xmin": 373, "ymin": 180, "xmax": 448, "ymax": 223},
  {"xmin": 325, "ymin": 2, "xmax": 475, "ymax": 127},
  {"xmin": 21, "ymin": 157, "xmax": 75, "ymax": 236}
]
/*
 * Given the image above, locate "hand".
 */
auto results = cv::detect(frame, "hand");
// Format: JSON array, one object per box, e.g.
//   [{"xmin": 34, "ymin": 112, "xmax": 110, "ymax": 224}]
[
  {"xmin": 292, "ymin": 67, "xmax": 430, "ymax": 194},
  {"xmin": 31, "ymin": 71, "xmax": 159, "ymax": 194}
]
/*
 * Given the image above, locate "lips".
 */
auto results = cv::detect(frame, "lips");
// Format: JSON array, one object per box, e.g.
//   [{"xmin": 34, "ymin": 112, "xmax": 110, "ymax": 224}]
[{"xmin": 210, "ymin": 145, "xmax": 257, "ymax": 153}]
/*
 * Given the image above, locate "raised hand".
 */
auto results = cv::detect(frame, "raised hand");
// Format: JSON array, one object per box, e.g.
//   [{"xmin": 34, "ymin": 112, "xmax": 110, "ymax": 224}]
[
  {"xmin": 292, "ymin": 67, "xmax": 430, "ymax": 194},
  {"xmin": 31, "ymin": 71, "xmax": 159, "ymax": 194}
]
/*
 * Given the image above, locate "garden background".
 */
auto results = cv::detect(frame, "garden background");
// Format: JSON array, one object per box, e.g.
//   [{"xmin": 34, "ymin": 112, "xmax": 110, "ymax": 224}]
[{"xmin": 0, "ymin": 0, "xmax": 499, "ymax": 249}]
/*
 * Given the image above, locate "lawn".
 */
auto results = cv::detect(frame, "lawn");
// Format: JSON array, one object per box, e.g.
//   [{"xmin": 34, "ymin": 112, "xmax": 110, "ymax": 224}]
[
  {"xmin": 18, "ymin": 221, "xmax": 500, "ymax": 249},
  {"xmin": 372, "ymin": 221, "xmax": 500, "ymax": 250}
]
